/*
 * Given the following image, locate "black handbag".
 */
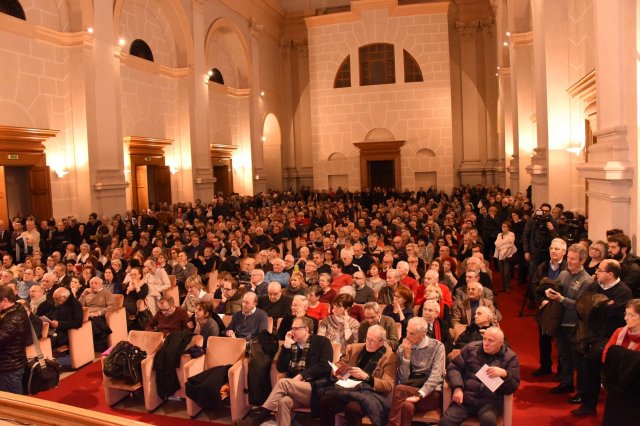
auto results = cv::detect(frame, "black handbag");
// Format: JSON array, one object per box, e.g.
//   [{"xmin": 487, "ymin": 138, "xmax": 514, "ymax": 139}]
[
  {"xmin": 23, "ymin": 320, "xmax": 61, "ymax": 395},
  {"xmin": 103, "ymin": 340, "xmax": 147, "ymax": 384}
]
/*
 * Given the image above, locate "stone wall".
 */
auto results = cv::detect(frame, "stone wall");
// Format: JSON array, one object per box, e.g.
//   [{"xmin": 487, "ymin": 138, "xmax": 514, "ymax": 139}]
[{"xmin": 307, "ymin": 4, "xmax": 453, "ymax": 192}]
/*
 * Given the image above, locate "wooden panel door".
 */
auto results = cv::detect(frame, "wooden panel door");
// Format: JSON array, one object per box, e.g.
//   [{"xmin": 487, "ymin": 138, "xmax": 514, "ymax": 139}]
[
  {"xmin": 0, "ymin": 166, "xmax": 7, "ymax": 225},
  {"xmin": 135, "ymin": 165, "xmax": 149, "ymax": 211},
  {"xmin": 154, "ymin": 165, "xmax": 172, "ymax": 205},
  {"xmin": 29, "ymin": 166, "xmax": 53, "ymax": 221}
]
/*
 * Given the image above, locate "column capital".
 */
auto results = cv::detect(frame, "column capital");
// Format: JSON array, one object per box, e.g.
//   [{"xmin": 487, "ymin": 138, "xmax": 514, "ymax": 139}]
[
  {"xmin": 510, "ymin": 31, "xmax": 533, "ymax": 47},
  {"xmin": 249, "ymin": 18, "xmax": 263, "ymax": 40},
  {"xmin": 455, "ymin": 20, "xmax": 479, "ymax": 41}
]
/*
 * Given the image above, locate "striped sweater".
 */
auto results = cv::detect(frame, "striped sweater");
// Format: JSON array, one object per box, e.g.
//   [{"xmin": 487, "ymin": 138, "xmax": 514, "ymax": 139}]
[{"xmin": 397, "ymin": 336, "xmax": 446, "ymax": 397}]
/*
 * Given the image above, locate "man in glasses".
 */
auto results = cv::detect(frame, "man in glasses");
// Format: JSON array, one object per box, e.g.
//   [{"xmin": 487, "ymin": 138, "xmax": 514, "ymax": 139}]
[
  {"xmin": 241, "ymin": 316, "xmax": 332, "ymax": 426},
  {"xmin": 225, "ymin": 292, "xmax": 268, "ymax": 340}
]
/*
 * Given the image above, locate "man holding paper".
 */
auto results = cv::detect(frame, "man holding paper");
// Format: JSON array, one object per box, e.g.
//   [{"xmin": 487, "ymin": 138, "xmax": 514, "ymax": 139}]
[{"xmin": 440, "ymin": 327, "xmax": 520, "ymax": 426}]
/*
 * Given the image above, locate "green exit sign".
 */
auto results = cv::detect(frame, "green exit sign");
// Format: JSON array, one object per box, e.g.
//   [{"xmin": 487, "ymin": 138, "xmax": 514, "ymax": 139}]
[{"xmin": 7, "ymin": 154, "xmax": 18, "ymax": 160}]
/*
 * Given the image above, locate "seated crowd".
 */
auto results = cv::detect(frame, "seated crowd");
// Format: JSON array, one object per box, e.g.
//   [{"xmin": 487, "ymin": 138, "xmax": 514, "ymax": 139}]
[{"xmin": 0, "ymin": 184, "xmax": 638, "ymax": 425}]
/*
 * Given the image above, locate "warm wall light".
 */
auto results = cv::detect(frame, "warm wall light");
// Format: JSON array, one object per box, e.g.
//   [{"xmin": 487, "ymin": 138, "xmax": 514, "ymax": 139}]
[
  {"xmin": 170, "ymin": 165, "xmax": 180, "ymax": 175},
  {"xmin": 260, "ymin": 91, "xmax": 265, "ymax": 97},
  {"xmin": 87, "ymin": 27, "xmax": 94, "ymax": 34},
  {"xmin": 261, "ymin": 136, "xmax": 267, "ymax": 142},
  {"xmin": 506, "ymin": 31, "xmax": 511, "ymax": 36},
  {"xmin": 207, "ymin": 70, "xmax": 213, "ymax": 76},
  {"xmin": 503, "ymin": 41, "xmax": 508, "ymax": 46},
  {"xmin": 54, "ymin": 169, "xmax": 68, "ymax": 178},
  {"xmin": 118, "ymin": 38, "xmax": 126, "ymax": 46}
]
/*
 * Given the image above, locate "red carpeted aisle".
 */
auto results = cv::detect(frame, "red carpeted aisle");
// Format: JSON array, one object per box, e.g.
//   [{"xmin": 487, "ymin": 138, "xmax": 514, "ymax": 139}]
[
  {"xmin": 35, "ymin": 360, "xmax": 227, "ymax": 425},
  {"xmin": 497, "ymin": 276, "xmax": 604, "ymax": 425}
]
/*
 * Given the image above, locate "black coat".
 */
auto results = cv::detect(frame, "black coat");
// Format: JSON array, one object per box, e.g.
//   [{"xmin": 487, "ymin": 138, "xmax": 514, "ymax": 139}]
[
  {"xmin": 603, "ymin": 345, "xmax": 640, "ymax": 426},
  {"xmin": 154, "ymin": 329, "xmax": 194, "ymax": 399},
  {"xmin": 276, "ymin": 334, "xmax": 333, "ymax": 381},
  {"xmin": 0, "ymin": 303, "xmax": 32, "ymax": 372}
]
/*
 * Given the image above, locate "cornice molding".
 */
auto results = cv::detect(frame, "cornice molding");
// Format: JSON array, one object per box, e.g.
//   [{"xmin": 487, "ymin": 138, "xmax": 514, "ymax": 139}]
[
  {"xmin": 305, "ymin": 0, "xmax": 449, "ymax": 29},
  {"xmin": 0, "ymin": 13, "xmax": 93, "ymax": 48},
  {"xmin": 119, "ymin": 54, "xmax": 192, "ymax": 79}
]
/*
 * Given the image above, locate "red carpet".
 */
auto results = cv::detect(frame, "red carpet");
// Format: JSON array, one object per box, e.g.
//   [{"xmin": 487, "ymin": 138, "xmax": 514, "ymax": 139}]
[
  {"xmin": 498, "ymin": 278, "xmax": 604, "ymax": 425},
  {"xmin": 36, "ymin": 361, "xmax": 227, "ymax": 425}
]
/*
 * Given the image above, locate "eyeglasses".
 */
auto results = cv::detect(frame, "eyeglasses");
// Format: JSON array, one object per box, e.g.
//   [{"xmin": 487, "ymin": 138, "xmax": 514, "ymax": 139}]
[
  {"xmin": 290, "ymin": 326, "xmax": 307, "ymax": 331},
  {"xmin": 222, "ymin": 287, "xmax": 234, "ymax": 291},
  {"xmin": 366, "ymin": 337, "xmax": 384, "ymax": 344}
]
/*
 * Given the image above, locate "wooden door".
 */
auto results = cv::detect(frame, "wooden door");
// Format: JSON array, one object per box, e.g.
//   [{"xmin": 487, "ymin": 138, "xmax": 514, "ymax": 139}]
[
  {"xmin": 0, "ymin": 166, "xmax": 7, "ymax": 225},
  {"xmin": 135, "ymin": 165, "xmax": 149, "ymax": 211},
  {"xmin": 154, "ymin": 165, "xmax": 172, "ymax": 205},
  {"xmin": 29, "ymin": 166, "xmax": 52, "ymax": 221}
]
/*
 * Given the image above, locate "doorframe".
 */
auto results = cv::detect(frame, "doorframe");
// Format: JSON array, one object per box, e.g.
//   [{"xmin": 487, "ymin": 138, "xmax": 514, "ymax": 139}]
[
  {"xmin": 210, "ymin": 144, "xmax": 237, "ymax": 196},
  {"xmin": 353, "ymin": 140, "xmax": 405, "ymax": 190},
  {"xmin": 0, "ymin": 125, "xmax": 58, "ymax": 224},
  {"xmin": 124, "ymin": 136, "xmax": 173, "ymax": 212}
]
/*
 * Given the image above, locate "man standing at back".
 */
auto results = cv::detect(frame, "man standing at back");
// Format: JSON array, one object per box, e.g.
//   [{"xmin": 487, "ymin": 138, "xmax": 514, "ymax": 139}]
[
  {"xmin": 0, "ymin": 286, "xmax": 32, "ymax": 394},
  {"xmin": 607, "ymin": 232, "xmax": 640, "ymax": 297}
]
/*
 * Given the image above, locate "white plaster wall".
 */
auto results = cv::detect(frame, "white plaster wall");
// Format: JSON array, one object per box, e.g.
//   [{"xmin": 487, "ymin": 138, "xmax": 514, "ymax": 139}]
[
  {"xmin": 307, "ymin": 7, "xmax": 454, "ymax": 192},
  {"xmin": 21, "ymin": 0, "xmax": 71, "ymax": 32},
  {"xmin": 120, "ymin": 67, "xmax": 179, "ymax": 140},
  {"xmin": 119, "ymin": 0, "xmax": 178, "ymax": 68},
  {"xmin": 0, "ymin": 25, "xmax": 78, "ymax": 218}
]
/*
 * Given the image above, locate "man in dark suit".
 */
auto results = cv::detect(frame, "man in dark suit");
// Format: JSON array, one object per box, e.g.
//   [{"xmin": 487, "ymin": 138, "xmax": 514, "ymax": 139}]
[
  {"xmin": 0, "ymin": 219, "xmax": 12, "ymax": 257},
  {"xmin": 242, "ymin": 316, "xmax": 333, "ymax": 426}
]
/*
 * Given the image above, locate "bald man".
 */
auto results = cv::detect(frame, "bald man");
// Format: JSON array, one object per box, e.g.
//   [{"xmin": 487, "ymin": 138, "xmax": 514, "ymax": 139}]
[{"xmin": 440, "ymin": 327, "xmax": 520, "ymax": 426}]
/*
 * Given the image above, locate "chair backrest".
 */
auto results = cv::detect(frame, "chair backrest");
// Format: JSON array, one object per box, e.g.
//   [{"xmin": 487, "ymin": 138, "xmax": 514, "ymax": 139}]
[
  {"xmin": 204, "ymin": 336, "xmax": 246, "ymax": 369},
  {"xmin": 41, "ymin": 321, "xmax": 49, "ymax": 339},
  {"xmin": 212, "ymin": 299, "xmax": 222, "ymax": 309},
  {"xmin": 128, "ymin": 330, "xmax": 164, "ymax": 354},
  {"xmin": 396, "ymin": 322, "xmax": 402, "ymax": 338},
  {"xmin": 113, "ymin": 294, "xmax": 124, "ymax": 309},
  {"xmin": 168, "ymin": 275, "xmax": 177, "ymax": 287},
  {"xmin": 82, "ymin": 307, "xmax": 90, "ymax": 322},
  {"xmin": 331, "ymin": 342, "xmax": 341, "ymax": 363},
  {"xmin": 267, "ymin": 317, "xmax": 274, "ymax": 333},
  {"xmin": 222, "ymin": 315, "xmax": 233, "ymax": 327}
]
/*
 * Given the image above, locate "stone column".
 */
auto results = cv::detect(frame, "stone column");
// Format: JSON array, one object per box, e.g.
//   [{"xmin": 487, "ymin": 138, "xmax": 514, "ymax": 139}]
[
  {"xmin": 576, "ymin": 0, "xmax": 636, "ymax": 241},
  {"xmin": 528, "ymin": 0, "xmax": 571, "ymax": 206},
  {"xmin": 509, "ymin": 31, "xmax": 534, "ymax": 194},
  {"xmin": 498, "ymin": 66, "xmax": 513, "ymax": 188},
  {"xmin": 73, "ymin": 0, "xmax": 127, "ymax": 217},
  {"xmin": 456, "ymin": 20, "xmax": 485, "ymax": 184},
  {"xmin": 249, "ymin": 19, "xmax": 265, "ymax": 194},
  {"xmin": 186, "ymin": 0, "xmax": 214, "ymax": 202},
  {"xmin": 480, "ymin": 18, "xmax": 499, "ymax": 185}
]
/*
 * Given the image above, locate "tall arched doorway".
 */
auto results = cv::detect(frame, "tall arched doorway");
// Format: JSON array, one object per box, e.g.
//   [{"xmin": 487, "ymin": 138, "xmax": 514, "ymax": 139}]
[{"xmin": 262, "ymin": 113, "xmax": 282, "ymax": 191}]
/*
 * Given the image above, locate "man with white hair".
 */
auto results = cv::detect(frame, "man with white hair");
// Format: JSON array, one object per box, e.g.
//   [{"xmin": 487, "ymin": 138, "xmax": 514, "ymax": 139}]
[
  {"xmin": 340, "ymin": 248, "xmax": 360, "ymax": 276},
  {"xmin": 439, "ymin": 327, "xmax": 520, "ymax": 426},
  {"xmin": 422, "ymin": 299, "xmax": 453, "ymax": 354},
  {"xmin": 352, "ymin": 242, "xmax": 373, "ymax": 273},
  {"xmin": 264, "ymin": 258, "xmax": 290, "ymax": 288},
  {"xmin": 49, "ymin": 287, "xmax": 83, "ymax": 347},
  {"xmin": 397, "ymin": 260, "xmax": 423, "ymax": 306},
  {"xmin": 247, "ymin": 268, "xmax": 268, "ymax": 298},
  {"xmin": 389, "ymin": 317, "xmax": 445, "ymax": 426},
  {"xmin": 456, "ymin": 256, "xmax": 493, "ymax": 291},
  {"xmin": 451, "ymin": 282, "xmax": 501, "ymax": 327},
  {"xmin": 79, "ymin": 276, "xmax": 117, "ymax": 351}
]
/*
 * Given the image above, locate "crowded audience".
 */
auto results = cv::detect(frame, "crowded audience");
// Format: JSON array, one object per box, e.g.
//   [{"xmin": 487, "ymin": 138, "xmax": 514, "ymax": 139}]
[{"xmin": 3, "ymin": 183, "xmax": 637, "ymax": 424}]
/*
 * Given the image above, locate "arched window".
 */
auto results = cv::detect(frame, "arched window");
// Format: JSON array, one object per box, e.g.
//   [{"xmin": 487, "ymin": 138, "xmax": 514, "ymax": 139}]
[
  {"xmin": 209, "ymin": 68, "xmax": 224, "ymax": 84},
  {"xmin": 403, "ymin": 49, "xmax": 423, "ymax": 83},
  {"xmin": 359, "ymin": 43, "xmax": 395, "ymax": 86},
  {"xmin": 0, "ymin": 0, "xmax": 26, "ymax": 20},
  {"xmin": 333, "ymin": 55, "xmax": 351, "ymax": 88},
  {"xmin": 129, "ymin": 39, "xmax": 154, "ymax": 62}
]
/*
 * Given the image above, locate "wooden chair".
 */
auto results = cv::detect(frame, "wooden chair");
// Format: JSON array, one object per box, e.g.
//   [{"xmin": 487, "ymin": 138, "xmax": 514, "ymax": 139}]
[
  {"xmin": 212, "ymin": 299, "xmax": 222, "ymax": 310},
  {"xmin": 164, "ymin": 282, "xmax": 180, "ymax": 306},
  {"xmin": 184, "ymin": 336, "xmax": 247, "ymax": 419},
  {"xmin": 101, "ymin": 330, "xmax": 164, "ymax": 411},
  {"xmin": 222, "ymin": 315, "xmax": 233, "ymax": 328},
  {"xmin": 26, "ymin": 321, "xmax": 53, "ymax": 359},
  {"xmin": 106, "ymin": 294, "xmax": 127, "ymax": 348},
  {"xmin": 67, "ymin": 307, "xmax": 95, "ymax": 369}
]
